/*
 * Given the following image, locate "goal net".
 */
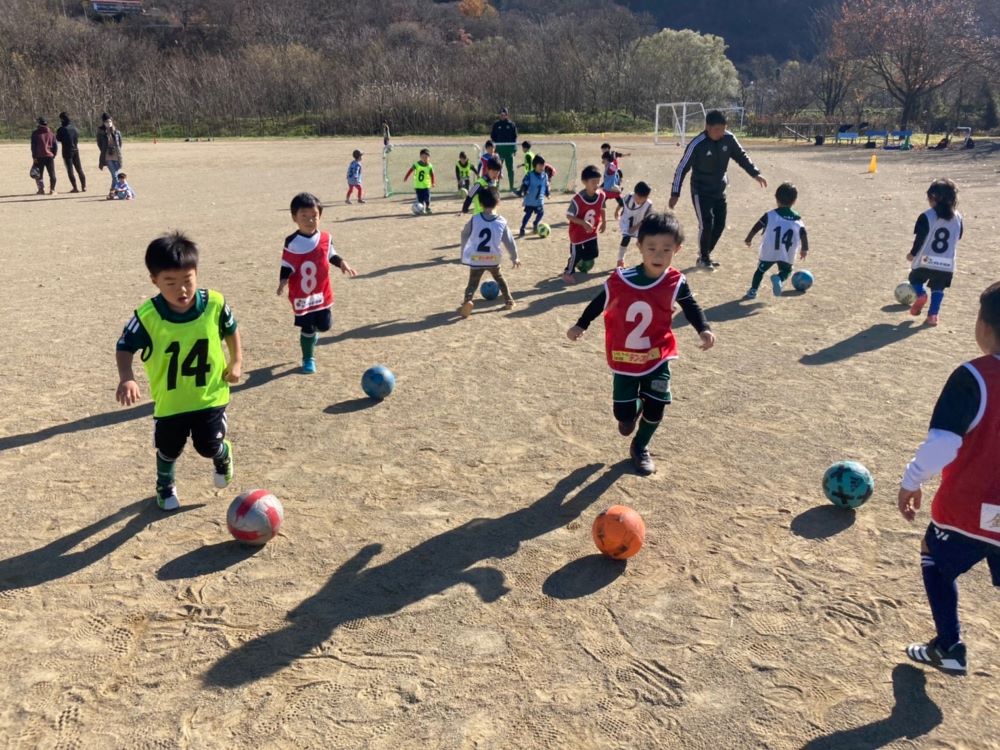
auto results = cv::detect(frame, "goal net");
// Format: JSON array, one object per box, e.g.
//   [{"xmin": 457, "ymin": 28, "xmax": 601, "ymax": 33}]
[
  {"xmin": 493, "ymin": 140, "xmax": 579, "ymax": 194},
  {"xmin": 382, "ymin": 142, "xmax": 481, "ymax": 198},
  {"xmin": 654, "ymin": 102, "xmax": 706, "ymax": 146}
]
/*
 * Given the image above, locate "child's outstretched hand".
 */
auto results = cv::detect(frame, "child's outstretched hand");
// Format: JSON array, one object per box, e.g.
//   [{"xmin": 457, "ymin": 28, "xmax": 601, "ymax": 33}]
[
  {"xmin": 224, "ymin": 361, "xmax": 242, "ymax": 383},
  {"xmin": 116, "ymin": 379, "xmax": 141, "ymax": 407},
  {"xmin": 616, "ymin": 259, "xmax": 625, "ymax": 268},
  {"xmin": 340, "ymin": 261, "xmax": 358, "ymax": 277},
  {"xmin": 799, "ymin": 251, "xmax": 808, "ymax": 260},
  {"xmin": 745, "ymin": 240, "xmax": 752, "ymax": 248},
  {"xmin": 512, "ymin": 260, "xmax": 522, "ymax": 269},
  {"xmin": 898, "ymin": 487, "xmax": 922, "ymax": 521},
  {"xmin": 566, "ymin": 325, "xmax": 584, "ymax": 341},
  {"xmin": 276, "ymin": 280, "xmax": 287, "ymax": 296},
  {"xmin": 698, "ymin": 330, "xmax": 716, "ymax": 350}
]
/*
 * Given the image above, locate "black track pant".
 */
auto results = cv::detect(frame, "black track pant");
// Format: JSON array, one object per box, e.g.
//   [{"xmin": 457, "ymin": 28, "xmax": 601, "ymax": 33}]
[
  {"xmin": 62, "ymin": 151, "xmax": 86, "ymax": 191},
  {"xmin": 692, "ymin": 192, "xmax": 727, "ymax": 262}
]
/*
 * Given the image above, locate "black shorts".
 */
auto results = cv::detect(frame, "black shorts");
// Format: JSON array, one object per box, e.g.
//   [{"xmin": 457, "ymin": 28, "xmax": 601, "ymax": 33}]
[
  {"xmin": 909, "ymin": 267, "xmax": 953, "ymax": 291},
  {"xmin": 154, "ymin": 406, "xmax": 228, "ymax": 461},
  {"xmin": 571, "ymin": 238, "xmax": 599, "ymax": 261},
  {"xmin": 294, "ymin": 308, "xmax": 333, "ymax": 334},
  {"xmin": 415, "ymin": 187, "xmax": 431, "ymax": 204}
]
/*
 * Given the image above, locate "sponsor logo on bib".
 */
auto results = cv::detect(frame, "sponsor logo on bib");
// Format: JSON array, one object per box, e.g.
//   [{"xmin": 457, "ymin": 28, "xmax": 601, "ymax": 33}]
[{"xmin": 612, "ymin": 348, "xmax": 661, "ymax": 364}]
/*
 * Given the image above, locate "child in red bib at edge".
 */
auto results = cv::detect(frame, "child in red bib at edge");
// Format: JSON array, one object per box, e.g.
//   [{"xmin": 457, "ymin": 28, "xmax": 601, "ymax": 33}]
[
  {"xmin": 566, "ymin": 211, "xmax": 715, "ymax": 476},
  {"xmin": 898, "ymin": 281, "xmax": 1000, "ymax": 676},
  {"xmin": 276, "ymin": 192, "xmax": 357, "ymax": 374}
]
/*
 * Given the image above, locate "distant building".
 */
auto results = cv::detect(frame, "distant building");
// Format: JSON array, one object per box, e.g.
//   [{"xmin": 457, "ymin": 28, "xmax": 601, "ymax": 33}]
[{"xmin": 82, "ymin": 1, "xmax": 144, "ymax": 20}]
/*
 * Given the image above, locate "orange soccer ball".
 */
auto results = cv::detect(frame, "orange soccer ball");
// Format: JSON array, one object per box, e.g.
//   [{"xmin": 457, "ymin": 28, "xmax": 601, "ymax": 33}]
[{"xmin": 592, "ymin": 505, "xmax": 645, "ymax": 560}]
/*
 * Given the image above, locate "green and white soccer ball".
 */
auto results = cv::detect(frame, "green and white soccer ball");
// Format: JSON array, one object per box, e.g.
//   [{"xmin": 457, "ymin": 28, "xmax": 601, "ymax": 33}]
[
  {"xmin": 536, "ymin": 223, "xmax": 551, "ymax": 238},
  {"xmin": 894, "ymin": 282, "xmax": 917, "ymax": 306}
]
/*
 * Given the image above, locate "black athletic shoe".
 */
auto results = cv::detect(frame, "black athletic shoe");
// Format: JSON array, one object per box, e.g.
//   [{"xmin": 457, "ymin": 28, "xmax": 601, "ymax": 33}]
[
  {"xmin": 696, "ymin": 258, "xmax": 714, "ymax": 272},
  {"xmin": 906, "ymin": 637, "xmax": 966, "ymax": 675},
  {"xmin": 618, "ymin": 419, "xmax": 637, "ymax": 436},
  {"xmin": 629, "ymin": 440, "xmax": 655, "ymax": 476},
  {"xmin": 710, "ymin": 260, "xmax": 721, "ymax": 268}
]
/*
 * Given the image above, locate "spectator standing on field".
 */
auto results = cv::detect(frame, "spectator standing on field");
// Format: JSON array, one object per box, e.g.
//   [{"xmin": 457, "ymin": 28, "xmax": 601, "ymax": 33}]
[
  {"xmin": 56, "ymin": 111, "xmax": 86, "ymax": 193},
  {"xmin": 490, "ymin": 107, "xmax": 518, "ymax": 193},
  {"xmin": 97, "ymin": 112, "xmax": 124, "ymax": 198},
  {"xmin": 31, "ymin": 117, "xmax": 58, "ymax": 195}
]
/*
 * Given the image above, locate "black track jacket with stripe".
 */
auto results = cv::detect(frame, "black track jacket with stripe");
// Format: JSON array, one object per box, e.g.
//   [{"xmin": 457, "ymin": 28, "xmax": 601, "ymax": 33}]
[{"xmin": 670, "ymin": 131, "xmax": 760, "ymax": 199}]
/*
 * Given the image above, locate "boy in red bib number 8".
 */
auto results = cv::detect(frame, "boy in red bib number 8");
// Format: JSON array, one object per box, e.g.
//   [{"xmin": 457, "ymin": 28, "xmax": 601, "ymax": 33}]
[
  {"xmin": 276, "ymin": 193, "xmax": 357, "ymax": 374},
  {"xmin": 567, "ymin": 211, "xmax": 715, "ymax": 476}
]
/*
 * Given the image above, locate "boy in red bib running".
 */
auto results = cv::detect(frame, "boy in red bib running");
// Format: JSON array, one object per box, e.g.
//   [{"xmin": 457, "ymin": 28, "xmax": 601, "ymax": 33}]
[
  {"xmin": 276, "ymin": 193, "xmax": 357, "ymax": 374},
  {"xmin": 566, "ymin": 211, "xmax": 715, "ymax": 475},
  {"xmin": 898, "ymin": 281, "xmax": 1000, "ymax": 675},
  {"xmin": 563, "ymin": 165, "xmax": 607, "ymax": 284}
]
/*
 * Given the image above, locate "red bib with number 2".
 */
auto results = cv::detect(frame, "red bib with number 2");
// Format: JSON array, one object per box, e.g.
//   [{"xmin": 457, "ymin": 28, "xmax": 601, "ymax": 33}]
[{"xmin": 604, "ymin": 267, "xmax": 682, "ymax": 376}]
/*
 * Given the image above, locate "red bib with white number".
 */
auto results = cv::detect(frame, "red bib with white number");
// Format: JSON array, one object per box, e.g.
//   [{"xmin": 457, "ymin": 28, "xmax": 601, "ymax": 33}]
[
  {"xmin": 282, "ymin": 232, "xmax": 333, "ymax": 314},
  {"xmin": 604, "ymin": 267, "xmax": 682, "ymax": 376},
  {"xmin": 568, "ymin": 190, "xmax": 606, "ymax": 244}
]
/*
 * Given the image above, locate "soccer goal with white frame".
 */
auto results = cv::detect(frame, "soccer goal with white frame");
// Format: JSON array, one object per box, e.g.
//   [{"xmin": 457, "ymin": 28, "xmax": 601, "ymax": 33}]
[
  {"xmin": 654, "ymin": 102, "xmax": 706, "ymax": 146},
  {"xmin": 382, "ymin": 142, "xmax": 482, "ymax": 198}
]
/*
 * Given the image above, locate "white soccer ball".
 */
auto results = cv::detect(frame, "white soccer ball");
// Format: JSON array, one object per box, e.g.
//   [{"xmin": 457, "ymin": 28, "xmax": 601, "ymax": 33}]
[
  {"xmin": 894, "ymin": 282, "xmax": 917, "ymax": 306},
  {"xmin": 411, "ymin": 201, "xmax": 425, "ymax": 215}
]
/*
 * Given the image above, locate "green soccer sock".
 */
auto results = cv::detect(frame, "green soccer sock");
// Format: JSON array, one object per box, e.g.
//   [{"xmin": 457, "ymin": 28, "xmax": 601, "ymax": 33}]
[
  {"xmin": 633, "ymin": 417, "xmax": 660, "ymax": 450},
  {"xmin": 300, "ymin": 333, "xmax": 318, "ymax": 359},
  {"xmin": 156, "ymin": 453, "xmax": 176, "ymax": 494}
]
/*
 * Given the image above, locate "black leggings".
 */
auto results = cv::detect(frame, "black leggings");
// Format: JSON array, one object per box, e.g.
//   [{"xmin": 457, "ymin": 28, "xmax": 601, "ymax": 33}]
[
  {"xmin": 35, "ymin": 157, "xmax": 56, "ymax": 189},
  {"xmin": 692, "ymin": 193, "xmax": 727, "ymax": 261},
  {"xmin": 62, "ymin": 152, "xmax": 86, "ymax": 190}
]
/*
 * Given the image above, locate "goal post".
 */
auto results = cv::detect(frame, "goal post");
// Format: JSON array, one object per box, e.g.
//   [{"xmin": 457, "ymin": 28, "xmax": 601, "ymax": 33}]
[
  {"xmin": 493, "ymin": 140, "xmax": 578, "ymax": 194},
  {"xmin": 654, "ymin": 102, "xmax": 706, "ymax": 146},
  {"xmin": 382, "ymin": 142, "xmax": 482, "ymax": 198}
]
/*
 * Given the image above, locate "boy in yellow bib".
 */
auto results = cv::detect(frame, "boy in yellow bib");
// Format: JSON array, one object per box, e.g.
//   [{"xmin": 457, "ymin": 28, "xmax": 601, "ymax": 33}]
[{"xmin": 115, "ymin": 232, "xmax": 243, "ymax": 510}]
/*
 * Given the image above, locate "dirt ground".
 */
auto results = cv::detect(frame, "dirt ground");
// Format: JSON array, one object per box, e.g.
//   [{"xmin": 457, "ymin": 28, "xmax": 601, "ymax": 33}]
[{"xmin": 0, "ymin": 134, "xmax": 998, "ymax": 749}]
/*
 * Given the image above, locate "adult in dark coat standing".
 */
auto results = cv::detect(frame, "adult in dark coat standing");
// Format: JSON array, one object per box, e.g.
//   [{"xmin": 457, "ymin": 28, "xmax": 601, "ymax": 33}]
[
  {"xmin": 97, "ymin": 112, "xmax": 124, "ymax": 197},
  {"xmin": 56, "ymin": 112, "xmax": 86, "ymax": 193},
  {"xmin": 490, "ymin": 107, "xmax": 518, "ymax": 192},
  {"xmin": 30, "ymin": 117, "xmax": 58, "ymax": 195}
]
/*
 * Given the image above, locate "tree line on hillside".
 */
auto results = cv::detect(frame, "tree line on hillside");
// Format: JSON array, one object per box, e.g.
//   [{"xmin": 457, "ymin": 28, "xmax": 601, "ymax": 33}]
[{"xmin": 0, "ymin": 0, "xmax": 997, "ymax": 139}]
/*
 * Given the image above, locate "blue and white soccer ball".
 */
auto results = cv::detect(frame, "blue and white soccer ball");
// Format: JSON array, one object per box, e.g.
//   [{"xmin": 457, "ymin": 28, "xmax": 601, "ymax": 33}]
[
  {"xmin": 362, "ymin": 365, "xmax": 396, "ymax": 401},
  {"xmin": 791, "ymin": 269, "xmax": 814, "ymax": 292},
  {"xmin": 822, "ymin": 460, "xmax": 874, "ymax": 509}
]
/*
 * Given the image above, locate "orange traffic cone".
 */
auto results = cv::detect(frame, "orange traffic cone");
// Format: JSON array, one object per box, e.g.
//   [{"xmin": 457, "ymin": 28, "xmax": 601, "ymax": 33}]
[{"xmin": 868, "ymin": 154, "xmax": 877, "ymax": 174}]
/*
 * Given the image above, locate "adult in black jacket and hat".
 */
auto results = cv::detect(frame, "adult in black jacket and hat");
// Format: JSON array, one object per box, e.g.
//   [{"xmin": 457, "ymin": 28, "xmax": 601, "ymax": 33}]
[{"xmin": 56, "ymin": 112, "xmax": 86, "ymax": 193}]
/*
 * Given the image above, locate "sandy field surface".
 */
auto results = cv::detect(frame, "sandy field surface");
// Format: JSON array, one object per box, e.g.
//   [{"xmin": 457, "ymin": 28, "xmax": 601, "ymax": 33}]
[{"xmin": 0, "ymin": 134, "xmax": 998, "ymax": 749}]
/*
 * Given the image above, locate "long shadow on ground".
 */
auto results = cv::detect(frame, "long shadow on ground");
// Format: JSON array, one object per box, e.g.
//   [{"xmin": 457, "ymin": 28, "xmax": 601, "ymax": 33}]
[
  {"xmin": 0, "ymin": 363, "xmax": 296, "ymax": 453},
  {"xmin": 204, "ymin": 461, "xmax": 627, "ymax": 688},
  {"xmin": 800, "ymin": 321, "xmax": 922, "ymax": 365},
  {"xmin": 0, "ymin": 498, "xmax": 203, "ymax": 591},
  {"xmin": 801, "ymin": 664, "xmax": 943, "ymax": 749}
]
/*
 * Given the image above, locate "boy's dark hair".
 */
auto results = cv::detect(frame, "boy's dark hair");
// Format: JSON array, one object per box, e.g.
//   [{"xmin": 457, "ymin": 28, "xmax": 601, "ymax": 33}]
[
  {"xmin": 479, "ymin": 187, "xmax": 500, "ymax": 210},
  {"xmin": 637, "ymin": 211, "xmax": 684, "ymax": 245},
  {"xmin": 458, "ymin": 151, "xmax": 468, "ymax": 159},
  {"xmin": 634, "ymin": 181, "xmax": 651, "ymax": 196},
  {"xmin": 485, "ymin": 155, "xmax": 502, "ymax": 171},
  {"xmin": 979, "ymin": 282, "xmax": 1000, "ymax": 339},
  {"xmin": 601, "ymin": 151, "xmax": 613, "ymax": 162},
  {"xmin": 521, "ymin": 140, "xmax": 531, "ymax": 149},
  {"xmin": 146, "ymin": 231, "xmax": 199, "ymax": 275},
  {"xmin": 581, "ymin": 164, "xmax": 601, "ymax": 181},
  {"xmin": 485, "ymin": 140, "xmax": 494, "ymax": 148},
  {"xmin": 290, "ymin": 192, "xmax": 323, "ymax": 216},
  {"xmin": 600, "ymin": 142, "xmax": 611, "ymax": 151},
  {"xmin": 352, "ymin": 149, "xmax": 362, "ymax": 159},
  {"xmin": 927, "ymin": 178, "xmax": 958, "ymax": 220},
  {"xmin": 705, "ymin": 109, "xmax": 727, "ymax": 127},
  {"xmin": 532, "ymin": 154, "xmax": 546, "ymax": 167},
  {"xmin": 775, "ymin": 182, "xmax": 798, "ymax": 205},
  {"xmin": 419, "ymin": 148, "xmax": 430, "ymax": 157}
]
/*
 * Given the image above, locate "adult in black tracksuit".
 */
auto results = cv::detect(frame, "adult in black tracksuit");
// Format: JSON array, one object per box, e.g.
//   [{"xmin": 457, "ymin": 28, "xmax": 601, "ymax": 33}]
[
  {"xmin": 669, "ymin": 110, "xmax": 767, "ymax": 269},
  {"xmin": 490, "ymin": 107, "xmax": 518, "ymax": 192},
  {"xmin": 56, "ymin": 112, "xmax": 86, "ymax": 192}
]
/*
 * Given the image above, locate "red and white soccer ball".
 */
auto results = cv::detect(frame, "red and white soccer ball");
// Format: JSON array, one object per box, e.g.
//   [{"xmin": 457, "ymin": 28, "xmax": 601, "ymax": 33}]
[{"xmin": 227, "ymin": 489, "xmax": 284, "ymax": 545}]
